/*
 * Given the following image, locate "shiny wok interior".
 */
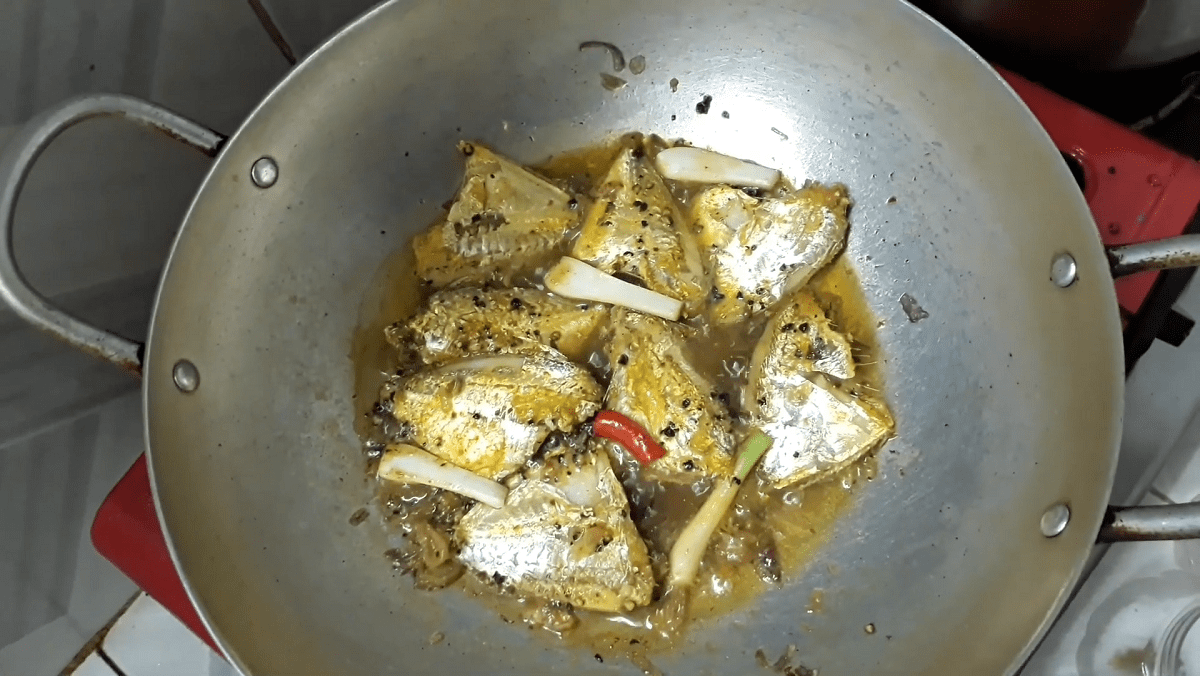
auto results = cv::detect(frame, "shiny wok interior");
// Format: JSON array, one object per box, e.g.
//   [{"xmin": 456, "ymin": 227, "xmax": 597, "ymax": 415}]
[{"xmin": 143, "ymin": 0, "xmax": 1124, "ymax": 673}]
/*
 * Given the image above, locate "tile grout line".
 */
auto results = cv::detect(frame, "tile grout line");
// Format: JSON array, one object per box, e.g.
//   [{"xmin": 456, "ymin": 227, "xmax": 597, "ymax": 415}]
[
  {"xmin": 96, "ymin": 648, "xmax": 128, "ymax": 676},
  {"xmin": 0, "ymin": 388, "xmax": 139, "ymax": 455},
  {"xmin": 245, "ymin": 0, "xmax": 297, "ymax": 65},
  {"xmin": 59, "ymin": 591, "xmax": 139, "ymax": 675},
  {"xmin": 1149, "ymin": 486, "xmax": 1176, "ymax": 504}
]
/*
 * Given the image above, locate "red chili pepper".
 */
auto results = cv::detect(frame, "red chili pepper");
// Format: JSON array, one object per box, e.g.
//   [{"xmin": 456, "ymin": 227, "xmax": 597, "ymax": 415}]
[{"xmin": 592, "ymin": 410, "xmax": 667, "ymax": 465}]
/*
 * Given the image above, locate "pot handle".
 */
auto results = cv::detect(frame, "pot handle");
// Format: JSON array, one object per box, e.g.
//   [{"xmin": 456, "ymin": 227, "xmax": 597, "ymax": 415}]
[
  {"xmin": 1098, "ymin": 234, "xmax": 1200, "ymax": 541},
  {"xmin": 0, "ymin": 94, "xmax": 226, "ymax": 377},
  {"xmin": 1109, "ymin": 235, "xmax": 1200, "ymax": 277},
  {"xmin": 1099, "ymin": 504, "xmax": 1200, "ymax": 542}
]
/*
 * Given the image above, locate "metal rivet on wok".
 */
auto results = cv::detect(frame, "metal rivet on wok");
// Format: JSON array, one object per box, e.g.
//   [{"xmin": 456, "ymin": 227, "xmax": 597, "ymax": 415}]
[
  {"xmin": 250, "ymin": 156, "xmax": 279, "ymax": 188},
  {"xmin": 1050, "ymin": 252, "xmax": 1078, "ymax": 288},
  {"xmin": 1041, "ymin": 503, "xmax": 1070, "ymax": 538},
  {"xmin": 173, "ymin": 359, "xmax": 200, "ymax": 393}
]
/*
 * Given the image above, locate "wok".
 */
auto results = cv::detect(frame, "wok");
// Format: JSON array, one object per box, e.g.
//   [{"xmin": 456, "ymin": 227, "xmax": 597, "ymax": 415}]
[{"xmin": 4, "ymin": 0, "xmax": 1200, "ymax": 674}]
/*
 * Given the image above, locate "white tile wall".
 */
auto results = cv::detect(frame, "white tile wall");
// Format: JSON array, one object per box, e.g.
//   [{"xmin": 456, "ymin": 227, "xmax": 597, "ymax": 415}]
[
  {"xmin": 0, "ymin": 275, "xmax": 151, "ymax": 445},
  {"xmin": 1152, "ymin": 404, "xmax": 1200, "ymax": 504}
]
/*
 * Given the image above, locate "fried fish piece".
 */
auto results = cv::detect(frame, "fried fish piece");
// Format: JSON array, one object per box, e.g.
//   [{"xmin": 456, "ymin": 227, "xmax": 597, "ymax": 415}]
[
  {"xmin": 746, "ymin": 301, "xmax": 892, "ymax": 489},
  {"xmin": 389, "ymin": 287, "xmax": 608, "ymax": 365},
  {"xmin": 413, "ymin": 143, "xmax": 579, "ymax": 286},
  {"xmin": 693, "ymin": 183, "xmax": 850, "ymax": 325},
  {"xmin": 456, "ymin": 448, "xmax": 654, "ymax": 612},
  {"xmin": 570, "ymin": 148, "xmax": 708, "ymax": 316},
  {"xmin": 604, "ymin": 310, "xmax": 734, "ymax": 482},
  {"xmin": 759, "ymin": 290, "xmax": 856, "ymax": 380},
  {"xmin": 388, "ymin": 355, "xmax": 602, "ymax": 480}
]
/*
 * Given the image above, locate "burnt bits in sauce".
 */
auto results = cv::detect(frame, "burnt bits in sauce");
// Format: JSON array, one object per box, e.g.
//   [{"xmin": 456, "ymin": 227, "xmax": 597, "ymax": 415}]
[{"xmin": 351, "ymin": 133, "xmax": 888, "ymax": 656}]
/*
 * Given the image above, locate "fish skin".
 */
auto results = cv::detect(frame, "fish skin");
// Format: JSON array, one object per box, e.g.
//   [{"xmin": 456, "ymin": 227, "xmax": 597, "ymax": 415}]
[
  {"xmin": 413, "ymin": 143, "xmax": 579, "ymax": 286},
  {"xmin": 746, "ymin": 297, "xmax": 893, "ymax": 489},
  {"xmin": 570, "ymin": 148, "xmax": 708, "ymax": 316},
  {"xmin": 389, "ymin": 355, "xmax": 602, "ymax": 480},
  {"xmin": 757, "ymin": 290, "xmax": 856, "ymax": 380},
  {"xmin": 389, "ymin": 287, "xmax": 609, "ymax": 365},
  {"xmin": 456, "ymin": 448, "xmax": 654, "ymax": 612},
  {"xmin": 604, "ymin": 310, "xmax": 735, "ymax": 482},
  {"xmin": 693, "ymin": 183, "xmax": 850, "ymax": 326}
]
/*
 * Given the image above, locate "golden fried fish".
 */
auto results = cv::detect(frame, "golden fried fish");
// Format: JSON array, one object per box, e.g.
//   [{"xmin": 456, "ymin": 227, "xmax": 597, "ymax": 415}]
[
  {"xmin": 570, "ymin": 148, "xmax": 708, "ymax": 316},
  {"xmin": 604, "ymin": 310, "xmax": 735, "ymax": 482},
  {"xmin": 693, "ymin": 183, "xmax": 850, "ymax": 325},
  {"xmin": 389, "ymin": 355, "xmax": 602, "ymax": 480},
  {"xmin": 456, "ymin": 448, "xmax": 654, "ymax": 612},
  {"xmin": 390, "ymin": 287, "xmax": 608, "ymax": 365},
  {"xmin": 746, "ymin": 301, "xmax": 892, "ymax": 489},
  {"xmin": 759, "ymin": 290, "xmax": 856, "ymax": 380},
  {"xmin": 413, "ymin": 143, "xmax": 579, "ymax": 286}
]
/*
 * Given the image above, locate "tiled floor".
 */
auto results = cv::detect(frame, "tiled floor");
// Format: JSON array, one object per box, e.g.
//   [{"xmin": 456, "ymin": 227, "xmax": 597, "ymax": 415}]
[
  {"xmin": 97, "ymin": 594, "xmax": 237, "ymax": 676},
  {"xmin": 73, "ymin": 652, "xmax": 122, "ymax": 676},
  {"xmin": 43, "ymin": 593, "xmax": 240, "ymax": 676},
  {"xmin": 0, "ymin": 393, "xmax": 143, "ymax": 676}
]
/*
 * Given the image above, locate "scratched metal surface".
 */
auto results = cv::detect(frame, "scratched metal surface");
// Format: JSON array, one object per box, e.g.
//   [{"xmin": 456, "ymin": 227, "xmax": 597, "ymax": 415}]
[{"xmin": 142, "ymin": 0, "xmax": 1123, "ymax": 674}]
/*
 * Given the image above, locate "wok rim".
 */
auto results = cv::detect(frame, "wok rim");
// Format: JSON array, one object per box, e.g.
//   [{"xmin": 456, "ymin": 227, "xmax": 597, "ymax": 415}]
[{"xmin": 140, "ymin": 0, "xmax": 1124, "ymax": 673}]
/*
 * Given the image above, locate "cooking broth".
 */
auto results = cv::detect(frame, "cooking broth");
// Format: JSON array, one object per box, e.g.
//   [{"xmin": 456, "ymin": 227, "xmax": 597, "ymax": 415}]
[{"xmin": 351, "ymin": 134, "xmax": 889, "ymax": 659}]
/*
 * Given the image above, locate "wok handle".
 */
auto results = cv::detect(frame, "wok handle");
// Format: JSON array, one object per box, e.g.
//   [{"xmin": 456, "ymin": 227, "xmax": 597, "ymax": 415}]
[
  {"xmin": 1099, "ymin": 234, "xmax": 1200, "ymax": 541},
  {"xmin": 1098, "ymin": 503, "xmax": 1200, "ymax": 542},
  {"xmin": 0, "ymin": 94, "xmax": 226, "ymax": 377},
  {"xmin": 1109, "ymin": 235, "xmax": 1200, "ymax": 277}
]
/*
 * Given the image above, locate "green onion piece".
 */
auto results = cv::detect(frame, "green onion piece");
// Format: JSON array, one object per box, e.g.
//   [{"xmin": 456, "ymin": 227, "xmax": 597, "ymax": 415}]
[
  {"xmin": 733, "ymin": 430, "xmax": 774, "ymax": 482},
  {"xmin": 667, "ymin": 430, "xmax": 777, "ymax": 588}
]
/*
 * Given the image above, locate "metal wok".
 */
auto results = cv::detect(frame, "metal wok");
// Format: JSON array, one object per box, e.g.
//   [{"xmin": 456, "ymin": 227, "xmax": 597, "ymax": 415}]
[{"xmin": 5, "ymin": 0, "xmax": 1200, "ymax": 673}]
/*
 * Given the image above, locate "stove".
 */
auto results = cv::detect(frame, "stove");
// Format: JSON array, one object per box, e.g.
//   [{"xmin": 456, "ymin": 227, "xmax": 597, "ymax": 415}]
[
  {"xmin": 92, "ymin": 455, "xmax": 219, "ymax": 652},
  {"xmin": 89, "ymin": 68, "xmax": 1200, "ymax": 670},
  {"xmin": 998, "ymin": 68, "xmax": 1200, "ymax": 371}
]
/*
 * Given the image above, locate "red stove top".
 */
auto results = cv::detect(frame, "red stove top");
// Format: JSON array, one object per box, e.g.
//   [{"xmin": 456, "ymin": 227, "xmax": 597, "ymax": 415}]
[
  {"xmin": 90, "ymin": 68, "xmax": 1200, "ymax": 658},
  {"xmin": 999, "ymin": 69, "xmax": 1200, "ymax": 321}
]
